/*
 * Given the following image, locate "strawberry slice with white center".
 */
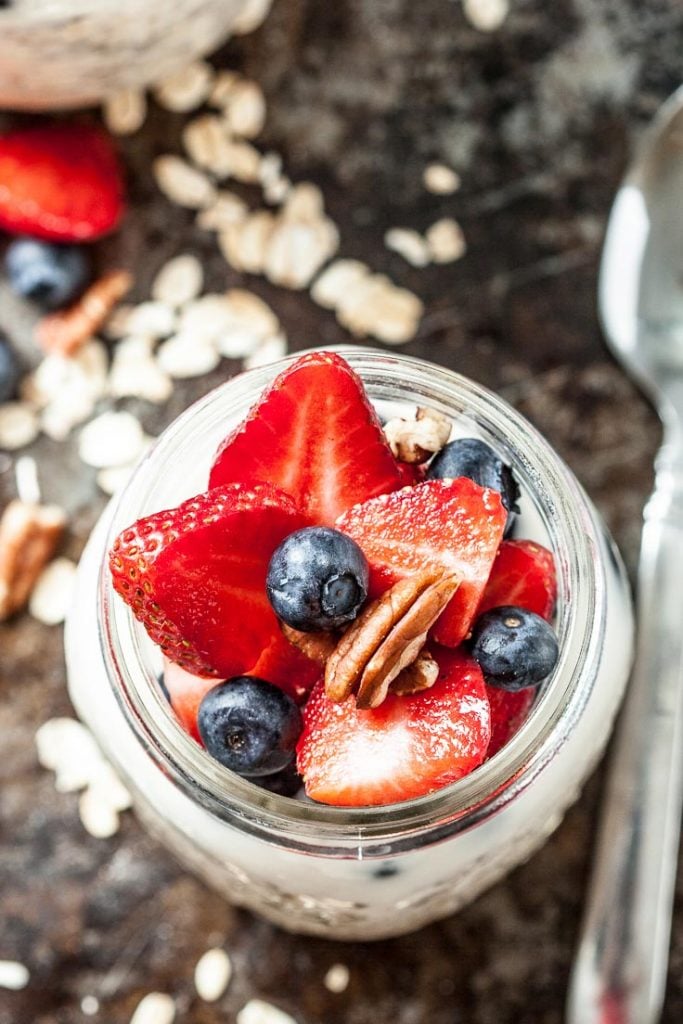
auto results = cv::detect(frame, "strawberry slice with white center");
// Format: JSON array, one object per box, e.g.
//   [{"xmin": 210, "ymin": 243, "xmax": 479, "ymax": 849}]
[
  {"xmin": 337, "ymin": 478, "xmax": 507, "ymax": 648},
  {"xmin": 485, "ymin": 685, "xmax": 536, "ymax": 758},
  {"xmin": 477, "ymin": 539, "xmax": 557, "ymax": 620},
  {"xmin": 208, "ymin": 352, "xmax": 403, "ymax": 527},
  {"xmin": 297, "ymin": 648, "xmax": 490, "ymax": 806},
  {"xmin": 109, "ymin": 483, "xmax": 309, "ymax": 679}
]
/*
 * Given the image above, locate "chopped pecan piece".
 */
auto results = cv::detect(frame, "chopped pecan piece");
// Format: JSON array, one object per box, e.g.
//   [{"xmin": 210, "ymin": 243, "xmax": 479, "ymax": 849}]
[
  {"xmin": 36, "ymin": 269, "xmax": 133, "ymax": 356},
  {"xmin": 383, "ymin": 406, "xmax": 451, "ymax": 465},
  {"xmin": 391, "ymin": 650, "xmax": 440, "ymax": 696},
  {"xmin": 0, "ymin": 500, "xmax": 67, "ymax": 621},
  {"xmin": 325, "ymin": 568, "xmax": 458, "ymax": 709},
  {"xmin": 280, "ymin": 622, "xmax": 338, "ymax": 665}
]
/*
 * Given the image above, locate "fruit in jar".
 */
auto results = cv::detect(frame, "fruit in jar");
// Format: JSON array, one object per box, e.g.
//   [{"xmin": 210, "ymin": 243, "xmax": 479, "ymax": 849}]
[
  {"xmin": 197, "ymin": 676, "xmax": 303, "ymax": 777},
  {"xmin": 477, "ymin": 539, "xmax": 557, "ymax": 620},
  {"xmin": 468, "ymin": 605, "xmax": 559, "ymax": 692},
  {"xmin": 209, "ymin": 351, "xmax": 403, "ymax": 526},
  {"xmin": 266, "ymin": 526, "xmax": 369, "ymax": 633},
  {"xmin": 5, "ymin": 236, "xmax": 90, "ymax": 309},
  {"xmin": 426, "ymin": 437, "xmax": 519, "ymax": 536}
]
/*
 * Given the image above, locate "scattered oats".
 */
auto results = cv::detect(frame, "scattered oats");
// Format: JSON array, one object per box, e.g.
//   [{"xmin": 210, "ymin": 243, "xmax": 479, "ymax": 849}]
[
  {"xmin": 103, "ymin": 303, "xmax": 136, "ymax": 339},
  {"xmin": 244, "ymin": 334, "xmax": 287, "ymax": 369},
  {"xmin": 425, "ymin": 217, "xmax": 467, "ymax": 264},
  {"xmin": 78, "ymin": 786, "xmax": 120, "ymax": 838},
  {"xmin": 212, "ymin": 289, "xmax": 280, "ymax": 357},
  {"xmin": 263, "ymin": 175, "xmax": 291, "ymax": 205},
  {"xmin": 236, "ymin": 1000, "xmax": 298, "ymax": 1024},
  {"xmin": 197, "ymin": 191, "xmax": 249, "ymax": 232},
  {"xmin": 0, "ymin": 961, "xmax": 29, "ymax": 991},
  {"xmin": 28, "ymin": 557, "xmax": 77, "ymax": 625},
  {"xmin": 35, "ymin": 718, "xmax": 104, "ymax": 792},
  {"xmin": 153, "ymin": 156, "xmax": 216, "ymax": 209},
  {"xmin": 81, "ymin": 996, "xmax": 100, "ymax": 1016},
  {"xmin": 264, "ymin": 219, "xmax": 339, "ymax": 289},
  {"xmin": 259, "ymin": 151, "xmax": 283, "ymax": 187},
  {"xmin": 337, "ymin": 275, "xmax": 424, "ymax": 344},
  {"xmin": 157, "ymin": 334, "xmax": 220, "ymax": 379},
  {"xmin": 153, "ymin": 60, "xmax": 214, "ymax": 112},
  {"xmin": 109, "ymin": 338, "xmax": 173, "ymax": 404},
  {"xmin": 384, "ymin": 227, "xmax": 430, "ymax": 267},
  {"xmin": 282, "ymin": 183, "xmax": 325, "ymax": 223},
  {"xmin": 78, "ymin": 411, "xmax": 146, "ymax": 469},
  {"xmin": 222, "ymin": 140, "xmax": 262, "ymax": 184},
  {"xmin": 89, "ymin": 760, "xmax": 133, "ymax": 812},
  {"xmin": 0, "ymin": 402, "xmax": 39, "ymax": 450},
  {"xmin": 223, "ymin": 79, "xmax": 266, "ymax": 138},
  {"xmin": 311, "ymin": 259, "xmax": 371, "ymax": 309},
  {"xmin": 179, "ymin": 294, "xmax": 241, "ymax": 339},
  {"xmin": 423, "ymin": 163, "xmax": 461, "ymax": 195},
  {"xmin": 40, "ymin": 391, "xmax": 96, "ymax": 442},
  {"xmin": 15, "ymin": 455, "xmax": 41, "ymax": 505},
  {"xmin": 209, "ymin": 70, "xmax": 241, "ymax": 109},
  {"xmin": 97, "ymin": 465, "xmax": 135, "ymax": 496},
  {"xmin": 130, "ymin": 993, "xmax": 176, "ymax": 1024},
  {"xmin": 463, "ymin": 0, "xmax": 509, "ymax": 32},
  {"xmin": 125, "ymin": 301, "xmax": 177, "ymax": 339},
  {"xmin": 324, "ymin": 964, "xmax": 350, "ymax": 994},
  {"xmin": 182, "ymin": 114, "xmax": 235, "ymax": 176},
  {"xmin": 194, "ymin": 948, "xmax": 233, "ymax": 1002},
  {"xmin": 383, "ymin": 407, "xmax": 452, "ymax": 463},
  {"xmin": 232, "ymin": 0, "xmax": 274, "ymax": 35},
  {"xmin": 103, "ymin": 88, "xmax": 147, "ymax": 135},
  {"xmin": 219, "ymin": 210, "xmax": 276, "ymax": 274},
  {"xmin": 23, "ymin": 340, "xmax": 107, "ymax": 409},
  {"xmin": 152, "ymin": 255, "xmax": 203, "ymax": 307}
]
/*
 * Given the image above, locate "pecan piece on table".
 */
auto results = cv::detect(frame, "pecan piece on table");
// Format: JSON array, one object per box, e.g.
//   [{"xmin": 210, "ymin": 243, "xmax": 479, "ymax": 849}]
[{"xmin": 0, "ymin": 500, "xmax": 67, "ymax": 621}]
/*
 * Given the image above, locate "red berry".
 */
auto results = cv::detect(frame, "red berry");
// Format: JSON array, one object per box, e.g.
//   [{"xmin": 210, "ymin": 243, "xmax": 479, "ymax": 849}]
[
  {"xmin": 337, "ymin": 478, "xmax": 506, "ymax": 648},
  {"xmin": 109, "ymin": 483, "xmax": 309, "ymax": 679},
  {"xmin": 297, "ymin": 648, "xmax": 491, "ymax": 806},
  {"xmin": 0, "ymin": 124, "xmax": 125, "ymax": 241},
  {"xmin": 248, "ymin": 632, "xmax": 322, "ymax": 703},
  {"xmin": 477, "ymin": 539, "xmax": 557, "ymax": 620},
  {"xmin": 485, "ymin": 685, "xmax": 535, "ymax": 758},
  {"xmin": 395, "ymin": 461, "xmax": 425, "ymax": 487},
  {"xmin": 209, "ymin": 352, "xmax": 403, "ymax": 527},
  {"xmin": 162, "ymin": 659, "xmax": 216, "ymax": 742}
]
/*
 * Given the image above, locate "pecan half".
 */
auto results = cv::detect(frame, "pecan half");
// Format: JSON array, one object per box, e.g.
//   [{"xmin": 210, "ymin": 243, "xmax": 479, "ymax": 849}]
[
  {"xmin": 280, "ymin": 622, "xmax": 338, "ymax": 665},
  {"xmin": 0, "ymin": 500, "xmax": 67, "ymax": 621},
  {"xmin": 325, "ymin": 568, "xmax": 458, "ymax": 709},
  {"xmin": 391, "ymin": 650, "xmax": 440, "ymax": 696}
]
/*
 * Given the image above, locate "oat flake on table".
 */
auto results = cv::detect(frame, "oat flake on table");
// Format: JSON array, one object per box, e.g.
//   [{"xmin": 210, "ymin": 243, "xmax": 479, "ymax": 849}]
[
  {"xmin": 194, "ymin": 948, "xmax": 233, "ymax": 1002},
  {"xmin": 0, "ymin": 402, "xmax": 40, "ymax": 450},
  {"xmin": 237, "ymin": 1000, "xmax": 299, "ymax": 1024},
  {"xmin": 153, "ymin": 156, "xmax": 216, "ymax": 210},
  {"xmin": 78, "ymin": 411, "xmax": 146, "ymax": 469},
  {"xmin": 129, "ymin": 992, "xmax": 176, "ymax": 1024},
  {"xmin": 153, "ymin": 60, "xmax": 214, "ymax": 112},
  {"xmin": 423, "ymin": 162, "xmax": 461, "ymax": 194},
  {"xmin": 152, "ymin": 254, "xmax": 204, "ymax": 307},
  {"xmin": 0, "ymin": 961, "xmax": 29, "ymax": 991},
  {"xmin": 28, "ymin": 557, "xmax": 77, "ymax": 626}
]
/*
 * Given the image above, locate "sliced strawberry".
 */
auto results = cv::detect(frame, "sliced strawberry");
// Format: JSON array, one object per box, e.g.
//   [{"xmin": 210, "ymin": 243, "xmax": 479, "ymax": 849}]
[
  {"xmin": 485, "ymin": 685, "xmax": 535, "ymax": 758},
  {"xmin": 297, "ymin": 648, "xmax": 490, "ymax": 807},
  {"xmin": 248, "ymin": 632, "xmax": 321, "ymax": 703},
  {"xmin": 109, "ymin": 483, "xmax": 308, "ymax": 679},
  {"xmin": 0, "ymin": 124, "xmax": 125, "ymax": 241},
  {"xmin": 162, "ymin": 659, "xmax": 217, "ymax": 742},
  {"xmin": 477, "ymin": 539, "xmax": 557, "ymax": 620},
  {"xmin": 337, "ymin": 478, "xmax": 506, "ymax": 648},
  {"xmin": 395, "ymin": 461, "xmax": 425, "ymax": 487},
  {"xmin": 208, "ymin": 352, "xmax": 403, "ymax": 526}
]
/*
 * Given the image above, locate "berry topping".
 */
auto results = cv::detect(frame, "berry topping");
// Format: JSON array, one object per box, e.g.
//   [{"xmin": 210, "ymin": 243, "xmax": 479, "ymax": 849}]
[
  {"xmin": 426, "ymin": 437, "xmax": 520, "ymax": 536},
  {"xmin": 198, "ymin": 676, "xmax": 302, "ymax": 777},
  {"xmin": 162, "ymin": 659, "xmax": 218, "ymax": 742},
  {"xmin": 109, "ymin": 483, "xmax": 309, "ymax": 679},
  {"xmin": 478, "ymin": 539, "xmax": 557, "ymax": 620},
  {"xmin": 266, "ymin": 526, "xmax": 369, "ymax": 633},
  {"xmin": 5, "ymin": 237, "xmax": 90, "ymax": 310},
  {"xmin": 297, "ymin": 648, "xmax": 490, "ymax": 806},
  {"xmin": 468, "ymin": 605, "xmax": 559, "ymax": 692},
  {"xmin": 253, "ymin": 762, "xmax": 304, "ymax": 797},
  {"xmin": 0, "ymin": 124, "xmax": 125, "ymax": 241},
  {"xmin": 0, "ymin": 333, "xmax": 19, "ymax": 404},
  {"xmin": 337, "ymin": 478, "xmax": 507, "ymax": 648},
  {"xmin": 485, "ymin": 685, "xmax": 536, "ymax": 758},
  {"xmin": 209, "ymin": 352, "xmax": 403, "ymax": 526}
]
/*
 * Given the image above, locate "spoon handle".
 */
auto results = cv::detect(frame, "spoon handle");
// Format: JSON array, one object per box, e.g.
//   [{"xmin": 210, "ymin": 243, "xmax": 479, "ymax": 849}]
[{"xmin": 568, "ymin": 452, "xmax": 683, "ymax": 1024}]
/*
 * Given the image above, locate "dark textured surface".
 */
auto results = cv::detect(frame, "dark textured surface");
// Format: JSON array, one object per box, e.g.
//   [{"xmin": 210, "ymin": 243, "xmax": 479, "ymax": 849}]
[{"xmin": 1, "ymin": 1, "xmax": 682, "ymax": 1021}]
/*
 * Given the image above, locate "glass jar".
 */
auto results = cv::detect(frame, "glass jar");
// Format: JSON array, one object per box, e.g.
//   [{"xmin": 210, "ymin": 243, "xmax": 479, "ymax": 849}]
[
  {"xmin": 65, "ymin": 349, "xmax": 633, "ymax": 941},
  {"xmin": 0, "ymin": 0, "xmax": 271, "ymax": 110}
]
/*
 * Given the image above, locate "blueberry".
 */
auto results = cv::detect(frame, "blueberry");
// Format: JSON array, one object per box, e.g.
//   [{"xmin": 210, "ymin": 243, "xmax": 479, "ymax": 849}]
[
  {"xmin": 468, "ymin": 605, "xmax": 559, "ymax": 691},
  {"xmin": 197, "ymin": 676, "xmax": 302, "ymax": 777},
  {"xmin": 266, "ymin": 526, "xmax": 369, "ymax": 632},
  {"xmin": 0, "ymin": 333, "xmax": 19, "ymax": 404},
  {"xmin": 426, "ymin": 437, "xmax": 520, "ymax": 536},
  {"xmin": 5, "ymin": 237, "xmax": 89, "ymax": 310},
  {"xmin": 253, "ymin": 762, "xmax": 303, "ymax": 797}
]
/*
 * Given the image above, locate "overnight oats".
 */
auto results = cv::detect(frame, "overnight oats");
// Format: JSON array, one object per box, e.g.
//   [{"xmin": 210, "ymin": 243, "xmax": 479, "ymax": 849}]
[{"xmin": 66, "ymin": 349, "xmax": 633, "ymax": 940}]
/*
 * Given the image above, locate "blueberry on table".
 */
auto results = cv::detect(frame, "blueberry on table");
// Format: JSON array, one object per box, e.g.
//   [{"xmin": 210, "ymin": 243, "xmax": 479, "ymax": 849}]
[
  {"xmin": 0, "ymin": 333, "xmax": 19, "ymax": 403},
  {"xmin": 426, "ymin": 437, "xmax": 520, "ymax": 536},
  {"xmin": 468, "ymin": 605, "xmax": 559, "ymax": 691},
  {"xmin": 266, "ymin": 526, "xmax": 369, "ymax": 632},
  {"xmin": 5, "ymin": 236, "xmax": 89, "ymax": 310},
  {"xmin": 197, "ymin": 676, "xmax": 302, "ymax": 776}
]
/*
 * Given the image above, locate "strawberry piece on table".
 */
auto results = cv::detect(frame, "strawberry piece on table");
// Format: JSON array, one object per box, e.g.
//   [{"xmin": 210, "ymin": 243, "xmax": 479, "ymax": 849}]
[
  {"xmin": 485, "ymin": 685, "xmax": 536, "ymax": 759},
  {"xmin": 477, "ymin": 539, "xmax": 557, "ymax": 620},
  {"xmin": 109, "ymin": 483, "xmax": 309, "ymax": 680},
  {"xmin": 337, "ymin": 478, "xmax": 506, "ymax": 648},
  {"xmin": 0, "ymin": 124, "xmax": 125, "ymax": 241},
  {"xmin": 209, "ymin": 352, "xmax": 403, "ymax": 526},
  {"xmin": 297, "ymin": 648, "xmax": 490, "ymax": 806}
]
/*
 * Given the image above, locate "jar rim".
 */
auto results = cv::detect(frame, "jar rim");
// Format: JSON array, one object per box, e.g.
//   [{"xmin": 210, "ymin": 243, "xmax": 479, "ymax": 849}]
[{"xmin": 99, "ymin": 347, "xmax": 607, "ymax": 854}]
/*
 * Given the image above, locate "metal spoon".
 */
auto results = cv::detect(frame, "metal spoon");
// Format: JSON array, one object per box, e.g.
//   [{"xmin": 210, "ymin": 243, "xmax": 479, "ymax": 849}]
[{"xmin": 567, "ymin": 88, "xmax": 683, "ymax": 1024}]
